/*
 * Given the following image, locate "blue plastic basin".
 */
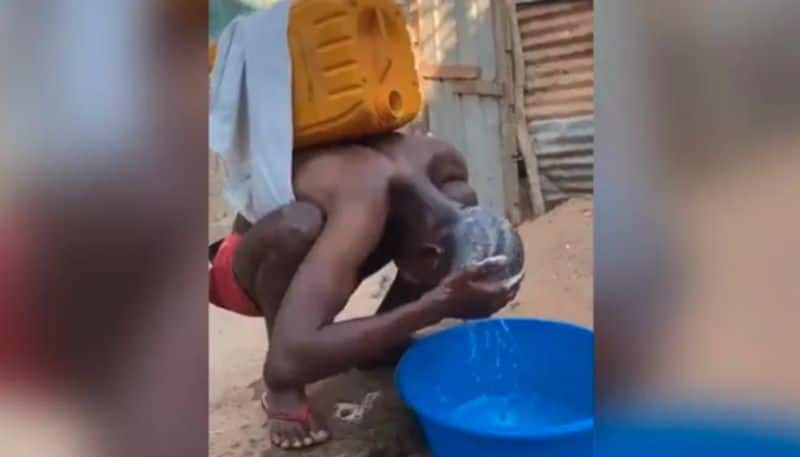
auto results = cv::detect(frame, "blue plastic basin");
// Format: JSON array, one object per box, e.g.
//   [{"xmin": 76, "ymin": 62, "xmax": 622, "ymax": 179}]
[{"xmin": 395, "ymin": 318, "xmax": 593, "ymax": 457}]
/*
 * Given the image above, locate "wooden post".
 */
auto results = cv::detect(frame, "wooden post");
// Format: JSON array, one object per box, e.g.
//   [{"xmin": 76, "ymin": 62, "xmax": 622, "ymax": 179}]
[
  {"xmin": 493, "ymin": 0, "xmax": 522, "ymax": 225},
  {"xmin": 505, "ymin": 0, "xmax": 546, "ymax": 218}
]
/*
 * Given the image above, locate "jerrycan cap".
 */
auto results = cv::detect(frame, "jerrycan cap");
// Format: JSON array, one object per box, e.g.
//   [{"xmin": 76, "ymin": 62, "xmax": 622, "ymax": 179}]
[{"xmin": 376, "ymin": 89, "xmax": 405, "ymax": 124}]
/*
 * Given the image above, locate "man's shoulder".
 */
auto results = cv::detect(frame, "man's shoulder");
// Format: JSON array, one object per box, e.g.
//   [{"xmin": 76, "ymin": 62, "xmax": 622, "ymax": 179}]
[
  {"xmin": 294, "ymin": 145, "xmax": 395, "ymax": 208},
  {"xmin": 342, "ymin": 152, "xmax": 394, "ymax": 188}
]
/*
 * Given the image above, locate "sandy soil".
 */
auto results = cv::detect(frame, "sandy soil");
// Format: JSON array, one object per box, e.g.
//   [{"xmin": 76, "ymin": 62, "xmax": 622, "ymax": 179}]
[{"xmin": 209, "ymin": 198, "xmax": 593, "ymax": 457}]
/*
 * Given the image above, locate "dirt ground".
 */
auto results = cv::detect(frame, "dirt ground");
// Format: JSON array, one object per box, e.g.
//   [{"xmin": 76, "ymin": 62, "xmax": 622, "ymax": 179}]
[{"xmin": 209, "ymin": 198, "xmax": 593, "ymax": 457}]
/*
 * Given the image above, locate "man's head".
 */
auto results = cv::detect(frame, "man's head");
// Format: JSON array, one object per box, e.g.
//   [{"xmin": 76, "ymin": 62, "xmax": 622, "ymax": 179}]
[
  {"xmin": 394, "ymin": 206, "xmax": 525, "ymax": 289},
  {"xmin": 392, "ymin": 214, "xmax": 457, "ymax": 288}
]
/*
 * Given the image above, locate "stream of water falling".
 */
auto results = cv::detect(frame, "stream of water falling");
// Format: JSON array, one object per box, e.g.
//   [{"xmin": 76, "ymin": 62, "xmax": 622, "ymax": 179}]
[
  {"xmin": 454, "ymin": 320, "xmax": 576, "ymax": 431},
  {"xmin": 464, "ymin": 319, "xmax": 522, "ymax": 393}
]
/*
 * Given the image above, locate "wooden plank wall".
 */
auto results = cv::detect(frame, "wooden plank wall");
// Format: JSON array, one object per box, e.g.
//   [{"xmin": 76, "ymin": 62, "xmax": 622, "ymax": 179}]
[
  {"xmin": 415, "ymin": 0, "xmax": 518, "ymax": 219},
  {"xmin": 515, "ymin": 0, "xmax": 594, "ymax": 207}
]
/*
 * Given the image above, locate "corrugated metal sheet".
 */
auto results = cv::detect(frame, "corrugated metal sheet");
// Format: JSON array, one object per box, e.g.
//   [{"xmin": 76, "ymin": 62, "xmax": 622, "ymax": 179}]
[
  {"xmin": 516, "ymin": 0, "xmax": 594, "ymax": 122},
  {"xmin": 530, "ymin": 115, "xmax": 593, "ymax": 206},
  {"xmin": 514, "ymin": 0, "xmax": 594, "ymax": 207}
]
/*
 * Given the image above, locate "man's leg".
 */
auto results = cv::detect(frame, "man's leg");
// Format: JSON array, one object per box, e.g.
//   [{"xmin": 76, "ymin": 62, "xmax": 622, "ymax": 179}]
[{"xmin": 231, "ymin": 202, "xmax": 330, "ymax": 449}]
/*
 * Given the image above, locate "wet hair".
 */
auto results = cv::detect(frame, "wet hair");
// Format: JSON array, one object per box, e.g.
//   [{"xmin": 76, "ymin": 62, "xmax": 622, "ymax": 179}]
[{"xmin": 441, "ymin": 206, "xmax": 525, "ymax": 281}]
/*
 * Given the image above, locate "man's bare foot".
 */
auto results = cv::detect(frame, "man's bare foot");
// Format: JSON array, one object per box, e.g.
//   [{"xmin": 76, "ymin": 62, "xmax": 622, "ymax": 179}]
[{"xmin": 262, "ymin": 388, "xmax": 330, "ymax": 449}]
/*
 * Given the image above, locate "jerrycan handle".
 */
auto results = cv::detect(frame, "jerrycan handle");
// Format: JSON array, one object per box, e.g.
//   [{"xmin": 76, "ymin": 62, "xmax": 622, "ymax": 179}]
[{"xmin": 370, "ymin": 6, "xmax": 393, "ymax": 82}]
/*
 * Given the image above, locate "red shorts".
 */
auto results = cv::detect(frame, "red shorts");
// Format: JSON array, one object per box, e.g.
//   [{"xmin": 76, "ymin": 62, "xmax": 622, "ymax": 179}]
[
  {"xmin": 0, "ymin": 217, "xmax": 43, "ymax": 383},
  {"xmin": 209, "ymin": 233, "xmax": 262, "ymax": 317}
]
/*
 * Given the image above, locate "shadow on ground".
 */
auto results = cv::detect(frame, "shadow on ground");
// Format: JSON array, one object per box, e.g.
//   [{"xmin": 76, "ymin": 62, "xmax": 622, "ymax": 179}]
[{"xmin": 216, "ymin": 368, "xmax": 429, "ymax": 457}]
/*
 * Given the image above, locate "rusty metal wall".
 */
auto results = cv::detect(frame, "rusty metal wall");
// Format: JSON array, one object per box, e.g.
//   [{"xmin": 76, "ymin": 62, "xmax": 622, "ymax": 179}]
[
  {"xmin": 515, "ymin": 0, "xmax": 594, "ymax": 207},
  {"xmin": 517, "ymin": 0, "xmax": 594, "ymax": 122},
  {"xmin": 531, "ymin": 115, "xmax": 593, "ymax": 206}
]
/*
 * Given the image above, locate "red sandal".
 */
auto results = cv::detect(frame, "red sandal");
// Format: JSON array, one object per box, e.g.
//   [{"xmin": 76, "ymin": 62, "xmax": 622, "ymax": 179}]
[
  {"xmin": 262, "ymin": 392, "xmax": 312, "ymax": 424},
  {"xmin": 261, "ymin": 392, "xmax": 330, "ymax": 447}
]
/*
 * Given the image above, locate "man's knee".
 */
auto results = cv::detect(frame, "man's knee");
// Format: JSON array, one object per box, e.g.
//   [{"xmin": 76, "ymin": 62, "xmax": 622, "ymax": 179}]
[
  {"xmin": 279, "ymin": 201, "xmax": 324, "ymax": 242},
  {"xmin": 231, "ymin": 202, "xmax": 323, "ymax": 285}
]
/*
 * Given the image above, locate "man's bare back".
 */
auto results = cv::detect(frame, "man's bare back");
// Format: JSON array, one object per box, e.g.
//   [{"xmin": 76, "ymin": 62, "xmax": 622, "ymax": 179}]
[{"xmin": 212, "ymin": 134, "xmax": 520, "ymax": 449}]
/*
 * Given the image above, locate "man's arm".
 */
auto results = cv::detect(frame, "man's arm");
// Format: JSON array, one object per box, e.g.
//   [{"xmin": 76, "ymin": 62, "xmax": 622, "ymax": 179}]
[{"xmin": 265, "ymin": 177, "xmax": 443, "ymax": 389}]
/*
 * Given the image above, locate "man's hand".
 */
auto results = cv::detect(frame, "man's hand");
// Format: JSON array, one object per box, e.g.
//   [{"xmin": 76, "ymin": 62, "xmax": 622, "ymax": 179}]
[{"xmin": 422, "ymin": 256, "xmax": 523, "ymax": 320}]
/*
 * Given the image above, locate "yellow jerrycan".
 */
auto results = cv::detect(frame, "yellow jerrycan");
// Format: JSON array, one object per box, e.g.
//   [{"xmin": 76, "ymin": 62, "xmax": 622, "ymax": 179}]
[
  {"xmin": 210, "ymin": 0, "xmax": 421, "ymax": 148},
  {"xmin": 289, "ymin": 0, "xmax": 420, "ymax": 148}
]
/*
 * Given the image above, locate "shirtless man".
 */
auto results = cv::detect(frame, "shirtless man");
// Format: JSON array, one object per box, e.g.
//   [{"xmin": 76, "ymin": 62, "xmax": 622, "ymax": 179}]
[{"xmin": 209, "ymin": 133, "xmax": 521, "ymax": 449}]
